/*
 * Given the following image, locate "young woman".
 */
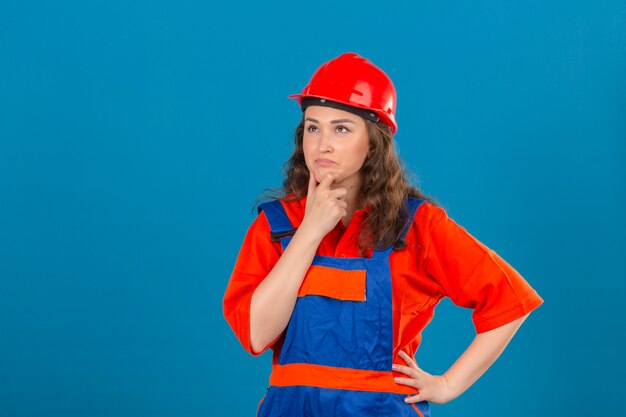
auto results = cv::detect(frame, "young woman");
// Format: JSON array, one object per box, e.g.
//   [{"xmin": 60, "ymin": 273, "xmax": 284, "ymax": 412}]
[{"xmin": 222, "ymin": 52, "xmax": 543, "ymax": 417}]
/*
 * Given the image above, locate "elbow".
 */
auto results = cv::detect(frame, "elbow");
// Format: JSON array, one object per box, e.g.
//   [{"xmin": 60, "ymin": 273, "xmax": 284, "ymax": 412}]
[
  {"xmin": 250, "ymin": 339, "xmax": 263, "ymax": 355},
  {"xmin": 249, "ymin": 299, "xmax": 267, "ymax": 355},
  {"xmin": 249, "ymin": 325, "xmax": 267, "ymax": 355},
  {"xmin": 250, "ymin": 332, "xmax": 271, "ymax": 356},
  {"xmin": 250, "ymin": 324, "xmax": 281, "ymax": 356}
]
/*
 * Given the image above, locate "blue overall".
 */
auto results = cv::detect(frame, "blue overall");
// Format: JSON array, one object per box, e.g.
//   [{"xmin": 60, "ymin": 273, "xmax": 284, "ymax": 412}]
[{"xmin": 256, "ymin": 197, "xmax": 431, "ymax": 417}]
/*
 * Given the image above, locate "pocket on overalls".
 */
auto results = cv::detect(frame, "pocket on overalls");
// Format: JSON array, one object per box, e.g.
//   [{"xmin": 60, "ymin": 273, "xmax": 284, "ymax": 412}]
[{"xmin": 277, "ymin": 264, "xmax": 368, "ymax": 367}]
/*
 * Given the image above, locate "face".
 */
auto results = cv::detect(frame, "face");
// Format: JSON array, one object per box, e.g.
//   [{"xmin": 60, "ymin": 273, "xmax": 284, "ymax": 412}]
[{"xmin": 302, "ymin": 105, "xmax": 370, "ymax": 189}]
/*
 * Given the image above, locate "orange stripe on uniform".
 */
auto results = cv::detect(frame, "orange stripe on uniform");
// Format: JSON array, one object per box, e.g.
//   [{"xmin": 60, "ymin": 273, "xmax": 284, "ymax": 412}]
[
  {"xmin": 411, "ymin": 402, "xmax": 425, "ymax": 417},
  {"xmin": 298, "ymin": 265, "xmax": 366, "ymax": 301},
  {"xmin": 256, "ymin": 393, "xmax": 266, "ymax": 417},
  {"xmin": 269, "ymin": 363, "xmax": 418, "ymax": 394}
]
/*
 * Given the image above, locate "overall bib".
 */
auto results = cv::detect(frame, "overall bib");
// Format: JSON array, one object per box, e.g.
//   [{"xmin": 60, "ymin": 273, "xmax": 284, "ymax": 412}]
[{"xmin": 256, "ymin": 197, "xmax": 430, "ymax": 417}]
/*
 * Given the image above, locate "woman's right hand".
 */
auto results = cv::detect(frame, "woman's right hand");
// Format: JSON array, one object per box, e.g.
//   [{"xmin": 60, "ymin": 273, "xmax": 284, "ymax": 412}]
[
  {"xmin": 300, "ymin": 171, "xmax": 348, "ymax": 242},
  {"xmin": 248, "ymin": 171, "xmax": 346, "ymax": 354}
]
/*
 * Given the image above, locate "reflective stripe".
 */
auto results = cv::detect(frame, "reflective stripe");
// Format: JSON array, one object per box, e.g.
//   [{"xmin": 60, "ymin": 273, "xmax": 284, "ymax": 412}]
[
  {"xmin": 256, "ymin": 393, "xmax": 266, "ymax": 417},
  {"xmin": 411, "ymin": 401, "xmax": 425, "ymax": 417},
  {"xmin": 269, "ymin": 363, "xmax": 418, "ymax": 395},
  {"xmin": 298, "ymin": 265, "xmax": 366, "ymax": 301}
]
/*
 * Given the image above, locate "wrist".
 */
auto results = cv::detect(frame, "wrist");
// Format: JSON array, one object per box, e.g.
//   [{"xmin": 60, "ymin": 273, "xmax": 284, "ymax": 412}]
[
  {"xmin": 440, "ymin": 373, "xmax": 458, "ymax": 402},
  {"xmin": 297, "ymin": 220, "xmax": 324, "ymax": 242},
  {"xmin": 295, "ymin": 220, "xmax": 324, "ymax": 245}
]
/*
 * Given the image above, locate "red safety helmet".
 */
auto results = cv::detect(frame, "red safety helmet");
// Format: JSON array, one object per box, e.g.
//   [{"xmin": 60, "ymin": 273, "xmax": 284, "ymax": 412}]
[{"xmin": 288, "ymin": 52, "xmax": 398, "ymax": 134}]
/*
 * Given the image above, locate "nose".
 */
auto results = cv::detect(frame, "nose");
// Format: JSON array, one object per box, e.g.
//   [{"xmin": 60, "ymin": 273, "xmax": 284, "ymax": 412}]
[{"xmin": 318, "ymin": 128, "xmax": 333, "ymax": 153}]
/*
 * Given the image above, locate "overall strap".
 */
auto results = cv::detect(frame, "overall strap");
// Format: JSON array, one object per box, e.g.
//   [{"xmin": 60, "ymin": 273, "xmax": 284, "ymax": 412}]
[
  {"xmin": 371, "ymin": 197, "xmax": 426, "ymax": 259},
  {"xmin": 257, "ymin": 200, "xmax": 296, "ymax": 251}
]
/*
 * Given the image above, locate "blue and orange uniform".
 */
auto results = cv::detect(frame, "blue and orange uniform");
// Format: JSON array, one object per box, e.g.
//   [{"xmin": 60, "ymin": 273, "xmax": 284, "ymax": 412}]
[{"xmin": 222, "ymin": 195, "xmax": 544, "ymax": 416}]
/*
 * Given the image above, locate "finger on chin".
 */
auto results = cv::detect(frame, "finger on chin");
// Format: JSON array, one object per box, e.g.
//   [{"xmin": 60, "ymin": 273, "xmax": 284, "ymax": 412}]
[{"xmin": 308, "ymin": 171, "xmax": 318, "ymax": 192}]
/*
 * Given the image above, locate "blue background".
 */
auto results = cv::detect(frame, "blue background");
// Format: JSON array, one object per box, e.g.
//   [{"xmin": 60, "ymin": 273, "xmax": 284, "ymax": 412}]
[{"xmin": 1, "ymin": 1, "xmax": 624, "ymax": 416}]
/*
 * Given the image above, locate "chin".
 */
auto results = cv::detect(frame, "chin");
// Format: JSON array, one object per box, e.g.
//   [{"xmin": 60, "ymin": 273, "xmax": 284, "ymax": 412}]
[{"xmin": 315, "ymin": 169, "xmax": 340, "ymax": 182}]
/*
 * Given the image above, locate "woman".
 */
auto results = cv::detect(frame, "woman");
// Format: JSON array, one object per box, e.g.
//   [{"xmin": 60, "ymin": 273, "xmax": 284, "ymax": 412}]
[{"xmin": 222, "ymin": 52, "xmax": 543, "ymax": 417}]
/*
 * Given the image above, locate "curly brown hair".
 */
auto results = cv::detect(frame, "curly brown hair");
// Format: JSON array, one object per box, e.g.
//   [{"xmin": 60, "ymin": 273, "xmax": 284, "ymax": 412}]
[{"xmin": 254, "ymin": 114, "xmax": 440, "ymax": 257}]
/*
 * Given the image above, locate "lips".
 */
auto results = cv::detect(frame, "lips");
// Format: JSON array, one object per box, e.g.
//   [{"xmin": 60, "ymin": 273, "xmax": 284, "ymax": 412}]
[{"xmin": 315, "ymin": 158, "xmax": 336, "ymax": 165}]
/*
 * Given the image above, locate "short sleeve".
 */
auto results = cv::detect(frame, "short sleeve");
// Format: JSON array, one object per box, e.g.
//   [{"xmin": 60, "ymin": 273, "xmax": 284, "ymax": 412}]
[
  {"xmin": 222, "ymin": 210, "xmax": 283, "ymax": 356},
  {"xmin": 422, "ymin": 203, "xmax": 544, "ymax": 333}
]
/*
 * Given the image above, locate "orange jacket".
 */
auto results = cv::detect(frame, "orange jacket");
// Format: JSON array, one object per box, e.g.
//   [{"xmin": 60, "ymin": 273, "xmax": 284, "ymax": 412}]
[{"xmin": 223, "ymin": 196, "xmax": 543, "ymax": 363}]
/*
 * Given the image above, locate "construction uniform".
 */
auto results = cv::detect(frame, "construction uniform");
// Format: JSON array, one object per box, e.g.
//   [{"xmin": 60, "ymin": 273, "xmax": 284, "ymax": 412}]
[{"xmin": 222, "ymin": 195, "xmax": 544, "ymax": 416}]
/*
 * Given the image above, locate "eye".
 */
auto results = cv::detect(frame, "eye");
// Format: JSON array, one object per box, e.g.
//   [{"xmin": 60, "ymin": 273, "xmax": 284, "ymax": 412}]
[
  {"xmin": 306, "ymin": 125, "xmax": 318, "ymax": 132},
  {"xmin": 336, "ymin": 125, "xmax": 350, "ymax": 133}
]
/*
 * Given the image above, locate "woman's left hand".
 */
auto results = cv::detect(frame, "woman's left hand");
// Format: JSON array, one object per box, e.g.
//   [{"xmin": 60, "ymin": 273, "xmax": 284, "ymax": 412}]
[{"xmin": 393, "ymin": 350, "xmax": 456, "ymax": 405}]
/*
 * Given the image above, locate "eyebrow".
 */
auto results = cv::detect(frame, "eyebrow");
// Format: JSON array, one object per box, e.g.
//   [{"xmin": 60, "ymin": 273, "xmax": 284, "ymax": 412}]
[{"xmin": 304, "ymin": 117, "xmax": 357, "ymax": 124}]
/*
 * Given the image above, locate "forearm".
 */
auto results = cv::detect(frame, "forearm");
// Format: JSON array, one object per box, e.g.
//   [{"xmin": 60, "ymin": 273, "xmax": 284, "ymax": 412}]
[
  {"xmin": 249, "ymin": 223, "xmax": 322, "ymax": 353},
  {"xmin": 442, "ymin": 314, "xmax": 529, "ymax": 399}
]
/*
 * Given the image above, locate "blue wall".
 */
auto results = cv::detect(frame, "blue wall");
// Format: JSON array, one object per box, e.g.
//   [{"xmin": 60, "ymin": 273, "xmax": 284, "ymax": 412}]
[{"xmin": 1, "ymin": 1, "xmax": 624, "ymax": 416}]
